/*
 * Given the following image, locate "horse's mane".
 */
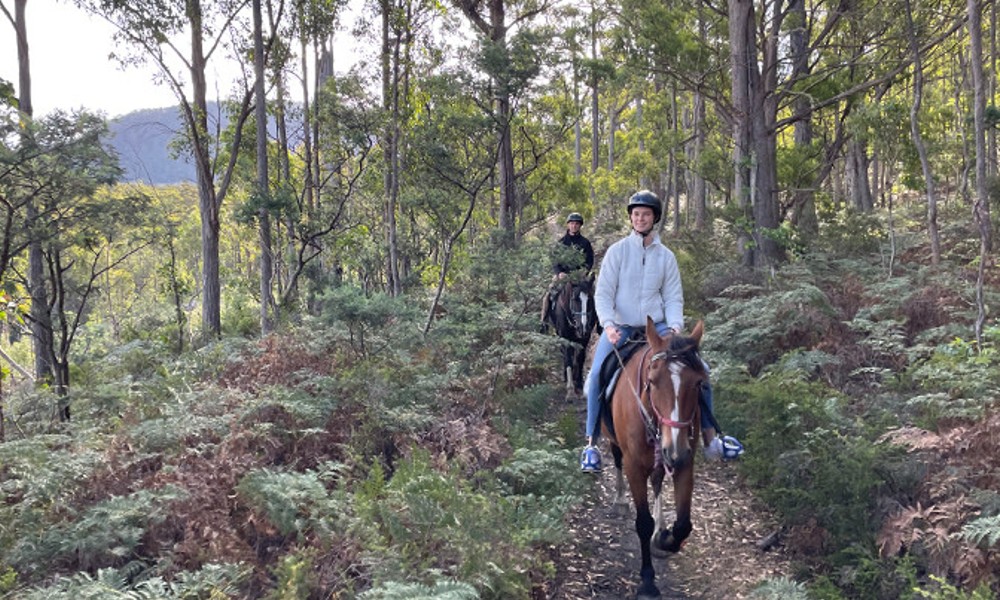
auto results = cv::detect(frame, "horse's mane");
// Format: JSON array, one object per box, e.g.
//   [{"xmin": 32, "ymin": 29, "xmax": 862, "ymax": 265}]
[{"xmin": 665, "ymin": 334, "xmax": 706, "ymax": 373}]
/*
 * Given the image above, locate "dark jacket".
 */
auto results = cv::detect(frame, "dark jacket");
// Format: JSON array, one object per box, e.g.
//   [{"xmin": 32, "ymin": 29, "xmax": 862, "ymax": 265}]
[{"xmin": 553, "ymin": 232, "xmax": 594, "ymax": 275}]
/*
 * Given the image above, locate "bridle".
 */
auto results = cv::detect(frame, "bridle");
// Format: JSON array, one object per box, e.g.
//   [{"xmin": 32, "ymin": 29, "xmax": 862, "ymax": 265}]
[
  {"xmin": 644, "ymin": 350, "xmax": 698, "ymax": 430},
  {"xmin": 617, "ymin": 342, "xmax": 702, "ymax": 444}
]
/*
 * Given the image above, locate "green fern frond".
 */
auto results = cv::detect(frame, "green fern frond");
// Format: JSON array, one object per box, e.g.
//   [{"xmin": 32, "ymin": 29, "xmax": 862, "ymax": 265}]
[
  {"xmin": 358, "ymin": 579, "xmax": 479, "ymax": 599},
  {"xmin": 750, "ymin": 576, "xmax": 809, "ymax": 599},
  {"xmin": 957, "ymin": 514, "xmax": 1000, "ymax": 548}
]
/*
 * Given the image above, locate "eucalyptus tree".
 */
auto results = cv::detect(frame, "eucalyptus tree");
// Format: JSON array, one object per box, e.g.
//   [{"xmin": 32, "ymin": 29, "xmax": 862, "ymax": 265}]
[
  {"xmin": 278, "ymin": 73, "xmax": 383, "ymax": 300},
  {"xmin": 612, "ymin": 0, "xmax": 969, "ymax": 268},
  {"xmin": 968, "ymin": 0, "xmax": 992, "ymax": 346},
  {"xmin": 4, "ymin": 111, "xmax": 140, "ymax": 420},
  {"xmin": 75, "ymin": 0, "xmax": 259, "ymax": 339},
  {"xmin": 406, "ymin": 69, "xmax": 498, "ymax": 332},
  {"xmin": 453, "ymin": 0, "xmax": 552, "ymax": 240},
  {"xmin": 1, "ymin": 0, "xmax": 55, "ymax": 383},
  {"xmin": 380, "ymin": 0, "xmax": 450, "ymax": 295}
]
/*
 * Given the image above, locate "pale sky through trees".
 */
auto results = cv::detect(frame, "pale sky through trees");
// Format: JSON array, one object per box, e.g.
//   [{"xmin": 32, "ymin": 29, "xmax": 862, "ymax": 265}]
[
  {"xmin": 2, "ymin": 0, "xmax": 181, "ymax": 116},
  {"xmin": 1, "ymin": 0, "xmax": 361, "ymax": 118}
]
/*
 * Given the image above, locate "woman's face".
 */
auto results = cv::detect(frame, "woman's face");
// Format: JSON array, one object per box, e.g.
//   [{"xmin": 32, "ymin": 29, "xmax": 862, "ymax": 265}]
[{"xmin": 630, "ymin": 206, "xmax": 655, "ymax": 234}]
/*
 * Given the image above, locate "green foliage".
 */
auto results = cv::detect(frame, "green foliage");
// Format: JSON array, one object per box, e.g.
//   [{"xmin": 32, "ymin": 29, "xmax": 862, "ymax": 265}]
[
  {"xmin": 493, "ymin": 447, "xmax": 586, "ymax": 498},
  {"xmin": 705, "ymin": 268, "xmax": 839, "ymax": 373},
  {"xmin": 15, "ymin": 562, "xmax": 249, "ymax": 600},
  {"xmin": 350, "ymin": 452, "xmax": 567, "ymax": 599},
  {"xmin": 358, "ymin": 579, "xmax": 479, "ymax": 599},
  {"xmin": 0, "ymin": 435, "xmax": 104, "ymax": 553},
  {"xmin": 318, "ymin": 285, "xmax": 419, "ymax": 359},
  {"xmin": 10, "ymin": 486, "xmax": 187, "ymax": 573},
  {"xmin": 719, "ymin": 374, "xmax": 896, "ymax": 554},
  {"xmin": 267, "ymin": 551, "xmax": 319, "ymax": 600},
  {"xmin": 904, "ymin": 325, "xmax": 1000, "ymax": 424},
  {"xmin": 236, "ymin": 463, "xmax": 349, "ymax": 538},
  {"xmin": 814, "ymin": 206, "xmax": 888, "ymax": 255},
  {"xmin": 914, "ymin": 575, "xmax": 996, "ymax": 600},
  {"xmin": 0, "ymin": 565, "xmax": 15, "ymax": 594},
  {"xmin": 750, "ymin": 576, "xmax": 809, "ymax": 599},
  {"xmin": 826, "ymin": 546, "xmax": 919, "ymax": 600},
  {"xmin": 958, "ymin": 514, "xmax": 1000, "ymax": 549}
]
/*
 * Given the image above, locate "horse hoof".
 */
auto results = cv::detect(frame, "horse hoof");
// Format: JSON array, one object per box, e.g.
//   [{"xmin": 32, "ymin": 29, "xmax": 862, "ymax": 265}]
[
  {"xmin": 635, "ymin": 585, "xmax": 661, "ymax": 599},
  {"xmin": 653, "ymin": 530, "xmax": 684, "ymax": 554}
]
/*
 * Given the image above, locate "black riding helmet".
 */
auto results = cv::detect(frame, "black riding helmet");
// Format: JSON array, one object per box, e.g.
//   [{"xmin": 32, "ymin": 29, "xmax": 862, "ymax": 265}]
[
  {"xmin": 627, "ymin": 190, "xmax": 662, "ymax": 224},
  {"xmin": 566, "ymin": 212, "xmax": 584, "ymax": 224}
]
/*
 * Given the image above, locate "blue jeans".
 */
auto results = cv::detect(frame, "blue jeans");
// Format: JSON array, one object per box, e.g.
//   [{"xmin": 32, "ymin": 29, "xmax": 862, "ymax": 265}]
[{"xmin": 584, "ymin": 322, "xmax": 716, "ymax": 439}]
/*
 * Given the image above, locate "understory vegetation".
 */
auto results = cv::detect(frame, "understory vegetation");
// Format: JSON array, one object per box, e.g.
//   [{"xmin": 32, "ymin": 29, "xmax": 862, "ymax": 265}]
[{"xmin": 1, "ymin": 203, "xmax": 999, "ymax": 599}]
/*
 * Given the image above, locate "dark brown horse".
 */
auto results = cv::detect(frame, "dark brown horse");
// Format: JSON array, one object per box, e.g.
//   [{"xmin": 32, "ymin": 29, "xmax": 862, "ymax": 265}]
[
  {"xmin": 548, "ymin": 277, "xmax": 597, "ymax": 400},
  {"xmin": 603, "ymin": 318, "xmax": 707, "ymax": 599}
]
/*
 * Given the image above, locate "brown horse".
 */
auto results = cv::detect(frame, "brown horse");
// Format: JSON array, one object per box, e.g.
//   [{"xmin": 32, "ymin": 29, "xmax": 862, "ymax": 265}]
[{"xmin": 603, "ymin": 317, "xmax": 706, "ymax": 599}]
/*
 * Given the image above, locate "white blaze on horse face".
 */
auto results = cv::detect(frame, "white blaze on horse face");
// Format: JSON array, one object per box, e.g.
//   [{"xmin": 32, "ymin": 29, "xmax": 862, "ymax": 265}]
[
  {"xmin": 579, "ymin": 291, "xmax": 589, "ymax": 329},
  {"xmin": 669, "ymin": 362, "xmax": 684, "ymax": 447}
]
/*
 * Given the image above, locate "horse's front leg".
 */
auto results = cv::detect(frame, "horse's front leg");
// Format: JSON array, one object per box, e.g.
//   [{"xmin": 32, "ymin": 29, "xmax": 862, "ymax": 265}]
[
  {"xmin": 572, "ymin": 344, "xmax": 586, "ymax": 396},
  {"xmin": 654, "ymin": 464, "xmax": 694, "ymax": 553},
  {"xmin": 625, "ymin": 464, "xmax": 660, "ymax": 600}
]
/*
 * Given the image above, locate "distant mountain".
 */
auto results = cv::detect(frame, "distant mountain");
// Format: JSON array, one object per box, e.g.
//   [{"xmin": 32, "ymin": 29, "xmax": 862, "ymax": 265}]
[
  {"xmin": 107, "ymin": 103, "xmax": 304, "ymax": 185},
  {"xmin": 108, "ymin": 106, "xmax": 196, "ymax": 185}
]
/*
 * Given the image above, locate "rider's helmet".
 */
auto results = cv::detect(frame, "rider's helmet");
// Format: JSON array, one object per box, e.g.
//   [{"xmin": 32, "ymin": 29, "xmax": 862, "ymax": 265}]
[
  {"xmin": 627, "ymin": 190, "xmax": 662, "ymax": 224},
  {"xmin": 566, "ymin": 212, "xmax": 584, "ymax": 224},
  {"xmin": 721, "ymin": 435, "xmax": 745, "ymax": 460}
]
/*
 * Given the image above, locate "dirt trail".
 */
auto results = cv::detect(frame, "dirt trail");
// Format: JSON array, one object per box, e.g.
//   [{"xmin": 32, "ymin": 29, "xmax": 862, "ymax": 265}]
[{"xmin": 543, "ymin": 402, "xmax": 796, "ymax": 599}]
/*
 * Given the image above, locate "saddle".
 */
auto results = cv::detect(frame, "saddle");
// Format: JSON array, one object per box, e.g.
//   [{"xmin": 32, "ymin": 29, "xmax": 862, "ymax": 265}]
[{"xmin": 596, "ymin": 331, "xmax": 648, "ymax": 438}]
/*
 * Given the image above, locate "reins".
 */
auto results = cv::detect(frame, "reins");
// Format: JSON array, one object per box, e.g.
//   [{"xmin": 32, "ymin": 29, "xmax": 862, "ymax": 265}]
[{"xmin": 612, "ymin": 339, "xmax": 700, "ymax": 444}]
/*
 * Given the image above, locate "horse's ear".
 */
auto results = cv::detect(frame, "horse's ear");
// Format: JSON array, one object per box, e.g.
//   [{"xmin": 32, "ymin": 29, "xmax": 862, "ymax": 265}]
[
  {"xmin": 646, "ymin": 316, "xmax": 659, "ymax": 341},
  {"xmin": 690, "ymin": 320, "xmax": 704, "ymax": 344}
]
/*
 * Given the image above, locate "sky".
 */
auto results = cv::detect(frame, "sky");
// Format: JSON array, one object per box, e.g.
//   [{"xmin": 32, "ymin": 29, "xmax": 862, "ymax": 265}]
[
  {"xmin": 1, "ymin": 0, "xmax": 362, "ymax": 119},
  {"xmin": 1, "ymin": 0, "xmax": 183, "ymax": 117}
]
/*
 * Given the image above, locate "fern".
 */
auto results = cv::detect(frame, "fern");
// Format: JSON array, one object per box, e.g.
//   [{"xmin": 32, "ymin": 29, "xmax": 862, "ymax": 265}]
[
  {"xmin": 10, "ymin": 485, "xmax": 187, "ymax": 573},
  {"xmin": 493, "ymin": 448, "xmax": 584, "ymax": 498},
  {"xmin": 957, "ymin": 514, "xmax": 1000, "ymax": 548},
  {"xmin": 235, "ymin": 464, "xmax": 350, "ymax": 538},
  {"xmin": 14, "ymin": 562, "xmax": 248, "ymax": 599},
  {"xmin": 358, "ymin": 579, "xmax": 479, "ymax": 599},
  {"xmin": 749, "ymin": 576, "xmax": 809, "ymax": 599},
  {"xmin": 914, "ymin": 575, "xmax": 996, "ymax": 599}
]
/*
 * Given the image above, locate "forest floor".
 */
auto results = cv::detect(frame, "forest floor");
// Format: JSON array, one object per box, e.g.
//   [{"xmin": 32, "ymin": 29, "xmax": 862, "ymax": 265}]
[{"xmin": 540, "ymin": 396, "xmax": 797, "ymax": 599}]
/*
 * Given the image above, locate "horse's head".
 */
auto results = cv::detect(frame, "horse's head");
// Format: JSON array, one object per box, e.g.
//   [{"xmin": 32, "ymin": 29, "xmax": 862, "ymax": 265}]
[{"xmin": 644, "ymin": 317, "xmax": 706, "ymax": 472}]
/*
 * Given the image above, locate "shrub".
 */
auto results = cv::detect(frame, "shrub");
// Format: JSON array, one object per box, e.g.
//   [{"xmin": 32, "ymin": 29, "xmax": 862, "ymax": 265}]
[
  {"xmin": 349, "ymin": 451, "xmax": 567, "ymax": 599},
  {"xmin": 236, "ymin": 464, "xmax": 349, "ymax": 539},
  {"xmin": 718, "ymin": 373, "xmax": 898, "ymax": 555}
]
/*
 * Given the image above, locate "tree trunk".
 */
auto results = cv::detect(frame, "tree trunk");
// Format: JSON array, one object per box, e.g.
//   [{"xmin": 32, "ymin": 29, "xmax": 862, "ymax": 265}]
[
  {"xmin": 728, "ymin": 0, "xmax": 757, "ymax": 267},
  {"xmin": 590, "ymin": 9, "xmax": 599, "ymax": 203},
  {"xmin": 904, "ymin": 0, "xmax": 940, "ymax": 264},
  {"xmin": 788, "ymin": 0, "xmax": 818, "ymax": 236},
  {"xmin": 969, "ymin": 0, "xmax": 993, "ymax": 345},
  {"xmin": 13, "ymin": 0, "xmax": 54, "ymax": 384},
  {"xmin": 178, "ymin": 0, "xmax": 223, "ymax": 338},
  {"xmin": 253, "ymin": 0, "xmax": 274, "ymax": 333},
  {"xmin": 383, "ymin": 0, "xmax": 402, "ymax": 295}
]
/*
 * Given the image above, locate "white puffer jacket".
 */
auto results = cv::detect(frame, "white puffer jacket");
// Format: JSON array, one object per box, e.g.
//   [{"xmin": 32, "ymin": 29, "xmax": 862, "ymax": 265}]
[{"xmin": 594, "ymin": 231, "xmax": 684, "ymax": 331}]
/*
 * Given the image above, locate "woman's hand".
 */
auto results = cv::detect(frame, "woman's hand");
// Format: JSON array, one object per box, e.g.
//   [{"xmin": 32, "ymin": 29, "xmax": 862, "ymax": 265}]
[{"xmin": 606, "ymin": 325, "xmax": 621, "ymax": 344}]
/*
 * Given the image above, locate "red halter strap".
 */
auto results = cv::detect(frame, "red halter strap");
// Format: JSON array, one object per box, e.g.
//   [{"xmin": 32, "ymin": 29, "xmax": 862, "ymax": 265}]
[{"xmin": 642, "ymin": 350, "xmax": 696, "ymax": 430}]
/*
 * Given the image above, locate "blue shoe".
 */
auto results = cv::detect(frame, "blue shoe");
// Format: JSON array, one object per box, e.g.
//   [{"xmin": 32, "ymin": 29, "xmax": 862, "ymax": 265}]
[
  {"xmin": 580, "ymin": 445, "xmax": 602, "ymax": 472},
  {"xmin": 721, "ymin": 435, "xmax": 745, "ymax": 460},
  {"xmin": 704, "ymin": 435, "xmax": 744, "ymax": 461}
]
